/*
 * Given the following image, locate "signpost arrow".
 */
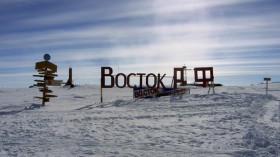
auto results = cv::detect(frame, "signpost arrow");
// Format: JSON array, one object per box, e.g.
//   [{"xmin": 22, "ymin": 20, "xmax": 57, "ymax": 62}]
[
  {"xmin": 39, "ymin": 89, "xmax": 53, "ymax": 93},
  {"xmin": 35, "ymin": 61, "xmax": 57, "ymax": 73},
  {"xmin": 45, "ymin": 95, "xmax": 57, "ymax": 98}
]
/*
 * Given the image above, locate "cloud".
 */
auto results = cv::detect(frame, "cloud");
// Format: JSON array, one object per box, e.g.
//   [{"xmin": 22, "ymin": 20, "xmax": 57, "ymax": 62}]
[{"xmin": 0, "ymin": 0, "xmax": 280, "ymax": 87}]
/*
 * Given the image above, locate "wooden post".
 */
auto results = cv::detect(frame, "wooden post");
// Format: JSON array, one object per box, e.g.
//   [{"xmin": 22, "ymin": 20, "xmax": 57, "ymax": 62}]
[
  {"xmin": 264, "ymin": 77, "xmax": 271, "ymax": 94},
  {"xmin": 42, "ymin": 61, "xmax": 48, "ymax": 106},
  {"xmin": 208, "ymin": 78, "xmax": 215, "ymax": 94},
  {"xmin": 66, "ymin": 67, "xmax": 73, "ymax": 87},
  {"xmin": 100, "ymin": 78, "xmax": 103, "ymax": 103}
]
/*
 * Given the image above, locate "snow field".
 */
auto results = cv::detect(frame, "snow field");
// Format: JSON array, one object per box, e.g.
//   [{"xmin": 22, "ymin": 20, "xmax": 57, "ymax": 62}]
[{"xmin": 0, "ymin": 83, "xmax": 279, "ymax": 156}]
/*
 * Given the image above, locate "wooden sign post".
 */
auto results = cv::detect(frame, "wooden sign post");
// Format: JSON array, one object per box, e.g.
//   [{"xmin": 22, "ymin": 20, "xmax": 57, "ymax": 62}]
[{"xmin": 33, "ymin": 54, "xmax": 61, "ymax": 106}]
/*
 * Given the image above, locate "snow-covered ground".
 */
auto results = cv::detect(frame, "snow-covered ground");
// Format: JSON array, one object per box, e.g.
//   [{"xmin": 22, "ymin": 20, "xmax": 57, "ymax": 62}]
[{"xmin": 0, "ymin": 83, "xmax": 279, "ymax": 157}]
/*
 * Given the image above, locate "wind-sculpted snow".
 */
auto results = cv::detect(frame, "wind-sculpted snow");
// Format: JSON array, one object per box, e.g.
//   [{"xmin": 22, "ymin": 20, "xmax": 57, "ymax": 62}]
[{"xmin": 0, "ymin": 84, "xmax": 279, "ymax": 156}]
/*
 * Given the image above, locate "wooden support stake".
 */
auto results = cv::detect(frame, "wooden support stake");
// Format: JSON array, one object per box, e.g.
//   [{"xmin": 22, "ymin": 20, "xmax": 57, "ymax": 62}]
[
  {"xmin": 208, "ymin": 80, "xmax": 215, "ymax": 94},
  {"xmin": 100, "ymin": 78, "xmax": 103, "ymax": 103}
]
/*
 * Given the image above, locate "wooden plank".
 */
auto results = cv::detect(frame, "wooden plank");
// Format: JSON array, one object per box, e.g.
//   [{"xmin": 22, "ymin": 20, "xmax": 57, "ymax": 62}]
[
  {"xmin": 33, "ymin": 75, "xmax": 55, "ymax": 79},
  {"xmin": 36, "ymin": 83, "xmax": 45, "ymax": 87},
  {"xmin": 33, "ymin": 74, "xmax": 57, "ymax": 77},
  {"xmin": 33, "ymin": 75, "xmax": 45, "ymax": 77},
  {"xmin": 34, "ymin": 97, "xmax": 50, "ymax": 101},
  {"xmin": 45, "ymin": 95, "xmax": 57, "ymax": 98},
  {"xmin": 47, "ymin": 80, "xmax": 62, "ymax": 86},
  {"xmin": 34, "ymin": 76, "xmax": 55, "ymax": 80},
  {"xmin": 47, "ymin": 74, "xmax": 58, "ymax": 77},
  {"xmin": 39, "ymin": 72, "xmax": 57, "ymax": 76},
  {"xmin": 35, "ymin": 61, "xmax": 57, "ymax": 72},
  {"xmin": 39, "ymin": 89, "xmax": 53, "ymax": 93},
  {"xmin": 34, "ymin": 80, "xmax": 44, "ymax": 82},
  {"xmin": 37, "ymin": 69, "xmax": 54, "ymax": 73}
]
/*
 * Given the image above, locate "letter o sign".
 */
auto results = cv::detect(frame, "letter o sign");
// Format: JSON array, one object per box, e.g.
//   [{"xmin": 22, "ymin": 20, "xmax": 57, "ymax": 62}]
[
  {"xmin": 116, "ymin": 73, "xmax": 126, "ymax": 88},
  {"xmin": 146, "ymin": 73, "xmax": 157, "ymax": 88}
]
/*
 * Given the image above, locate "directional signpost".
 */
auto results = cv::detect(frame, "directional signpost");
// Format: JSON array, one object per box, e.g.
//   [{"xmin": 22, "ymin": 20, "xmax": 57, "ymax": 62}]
[{"xmin": 33, "ymin": 54, "xmax": 62, "ymax": 106}]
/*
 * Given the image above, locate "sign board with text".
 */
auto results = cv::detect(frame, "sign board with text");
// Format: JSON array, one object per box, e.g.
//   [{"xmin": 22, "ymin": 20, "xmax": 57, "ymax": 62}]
[{"xmin": 133, "ymin": 87, "xmax": 189, "ymax": 99}]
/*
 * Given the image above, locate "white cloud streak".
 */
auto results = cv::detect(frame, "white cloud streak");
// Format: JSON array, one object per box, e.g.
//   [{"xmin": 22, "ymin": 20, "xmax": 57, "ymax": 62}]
[{"xmin": 0, "ymin": 0, "xmax": 279, "ymax": 87}]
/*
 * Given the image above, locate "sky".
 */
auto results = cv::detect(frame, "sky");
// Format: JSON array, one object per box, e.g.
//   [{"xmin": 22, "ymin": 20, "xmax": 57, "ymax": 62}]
[{"xmin": 0, "ymin": 0, "xmax": 280, "ymax": 88}]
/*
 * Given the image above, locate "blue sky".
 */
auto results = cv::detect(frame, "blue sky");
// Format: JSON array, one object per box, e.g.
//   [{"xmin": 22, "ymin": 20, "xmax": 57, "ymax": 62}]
[{"xmin": 0, "ymin": 0, "xmax": 280, "ymax": 87}]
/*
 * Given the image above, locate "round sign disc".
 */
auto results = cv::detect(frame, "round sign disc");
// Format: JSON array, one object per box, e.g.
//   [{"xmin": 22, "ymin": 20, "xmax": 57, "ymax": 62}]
[{"xmin": 44, "ymin": 54, "xmax": 51, "ymax": 61}]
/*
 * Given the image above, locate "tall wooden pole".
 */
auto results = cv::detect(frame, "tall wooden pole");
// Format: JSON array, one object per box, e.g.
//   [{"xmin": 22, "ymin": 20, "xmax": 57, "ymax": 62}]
[
  {"xmin": 42, "ymin": 61, "xmax": 48, "ymax": 106},
  {"xmin": 100, "ymin": 78, "xmax": 103, "ymax": 103},
  {"xmin": 266, "ymin": 80, "xmax": 268, "ymax": 94}
]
